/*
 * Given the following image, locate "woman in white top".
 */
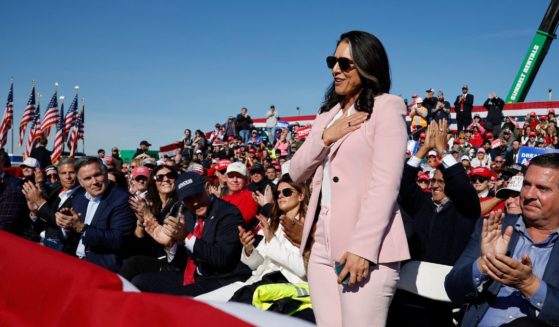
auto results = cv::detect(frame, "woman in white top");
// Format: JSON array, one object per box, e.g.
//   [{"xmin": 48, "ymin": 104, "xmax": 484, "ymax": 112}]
[
  {"xmin": 470, "ymin": 147, "xmax": 491, "ymax": 167},
  {"xmin": 195, "ymin": 174, "xmax": 309, "ymax": 301}
]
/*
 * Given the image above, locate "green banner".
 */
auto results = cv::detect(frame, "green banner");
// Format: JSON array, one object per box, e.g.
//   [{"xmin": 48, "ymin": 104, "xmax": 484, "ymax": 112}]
[
  {"xmin": 506, "ymin": 30, "xmax": 549, "ymax": 103},
  {"xmin": 119, "ymin": 150, "xmax": 159, "ymax": 163}
]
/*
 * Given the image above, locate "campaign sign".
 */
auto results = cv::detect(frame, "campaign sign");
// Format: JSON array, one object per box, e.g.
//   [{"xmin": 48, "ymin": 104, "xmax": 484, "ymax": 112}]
[{"xmin": 516, "ymin": 146, "xmax": 559, "ymax": 165}]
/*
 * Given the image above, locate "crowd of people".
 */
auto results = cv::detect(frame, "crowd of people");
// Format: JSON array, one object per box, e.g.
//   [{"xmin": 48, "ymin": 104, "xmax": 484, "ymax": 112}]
[{"xmin": 2, "ymin": 30, "xmax": 559, "ymax": 327}]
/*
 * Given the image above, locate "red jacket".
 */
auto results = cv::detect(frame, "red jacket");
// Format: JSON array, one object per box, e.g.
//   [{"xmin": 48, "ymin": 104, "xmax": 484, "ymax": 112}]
[{"xmin": 222, "ymin": 189, "xmax": 257, "ymax": 224}]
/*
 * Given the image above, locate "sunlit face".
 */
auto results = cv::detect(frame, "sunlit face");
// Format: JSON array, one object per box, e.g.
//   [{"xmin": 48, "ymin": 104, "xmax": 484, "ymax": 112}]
[
  {"xmin": 155, "ymin": 167, "xmax": 176, "ymax": 195},
  {"xmin": 78, "ymin": 163, "xmax": 107, "ymax": 198},
  {"xmin": 471, "ymin": 176, "xmax": 489, "ymax": 193},
  {"xmin": 226, "ymin": 172, "xmax": 246, "ymax": 193},
  {"xmin": 276, "ymin": 182, "xmax": 303, "ymax": 213},
  {"xmin": 332, "ymin": 41, "xmax": 362, "ymax": 98},
  {"xmin": 429, "ymin": 170, "xmax": 447, "ymax": 203},
  {"xmin": 520, "ymin": 165, "xmax": 559, "ymax": 225},
  {"xmin": 58, "ymin": 163, "xmax": 77, "ymax": 190}
]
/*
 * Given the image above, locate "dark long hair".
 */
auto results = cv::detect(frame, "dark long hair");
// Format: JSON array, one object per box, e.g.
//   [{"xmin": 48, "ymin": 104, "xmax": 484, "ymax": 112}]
[
  {"xmin": 145, "ymin": 165, "xmax": 178, "ymax": 217},
  {"xmin": 320, "ymin": 31, "xmax": 391, "ymax": 117},
  {"xmin": 269, "ymin": 174, "xmax": 309, "ymax": 234}
]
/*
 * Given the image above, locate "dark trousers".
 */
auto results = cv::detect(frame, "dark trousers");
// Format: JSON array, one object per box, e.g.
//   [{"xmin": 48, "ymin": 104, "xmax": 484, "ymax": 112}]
[
  {"xmin": 457, "ymin": 116, "xmax": 472, "ymax": 132},
  {"xmin": 131, "ymin": 271, "xmax": 235, "ymax": 297},
  {"xmin": 119, "ymin": 255, "xmax": 179, "ymax": 282},
  {"xmin": 387, "ymin": 289, "xmax": 455, "ymax": 327}
]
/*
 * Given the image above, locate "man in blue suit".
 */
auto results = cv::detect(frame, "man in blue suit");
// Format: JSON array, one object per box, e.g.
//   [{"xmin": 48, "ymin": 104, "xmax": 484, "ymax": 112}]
[
  {"xmin": 445, "ymin": 153, "xmax": 559, "ymax": 326},
  {"xmin": 56, "ymin": 157, "xmax": 135, "ymax": 272}
]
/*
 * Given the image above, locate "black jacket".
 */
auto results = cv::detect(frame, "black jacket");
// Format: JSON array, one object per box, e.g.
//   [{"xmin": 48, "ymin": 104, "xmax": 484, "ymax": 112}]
[
  {"xmin": 35, "ymin": 185, "xmax": 81, "ymax": 241},
  {"xmin": 185, "ymin": 197, "xmax": 250, "ymax": 281},
  {"xmin": 454, "ymin": 94, "xmax": 475, "ymax": 118},
  {"xmin": 483, "ymin": 97, "xmax": 505, "ymax": 124},
  {"xmin": 398, "ymin": 161, "xmax": 481, "ymax": 265}
]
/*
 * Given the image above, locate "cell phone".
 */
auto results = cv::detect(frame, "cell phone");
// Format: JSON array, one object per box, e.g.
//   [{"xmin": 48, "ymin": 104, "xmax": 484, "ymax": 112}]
[{"xmin": 335, "ymin": 262, "xmax": 350, "ymax": 285}]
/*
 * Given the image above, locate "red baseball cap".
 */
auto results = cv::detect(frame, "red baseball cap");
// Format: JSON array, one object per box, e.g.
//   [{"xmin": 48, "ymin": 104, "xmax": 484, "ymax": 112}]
[
  {"xmin": 470, "ymin": 166, "xmax": 492, "ymax": 178},
  {"xmin": 417, "ymin": 172, "xmax": 430, "ymax": 181},
  {"xmin": 485, "ymin": 132, "xmax": 493, "ymax": 139},
  {"xmin": 529, "ymin": 131, "xmax": 537, "ymax": 137},
  {"xmin": 216, "ymin": 159, "xmax": 232, "ymax": 171},
  {"xmin": 540, "ymin": 115, "xmax": 547, "ymax": 121},
  {"xmin": 419, "ymin": 132, "xmax": 426, "ymax": 139},
  {"xmin": 530, "ymin": 112, "xmax": 536, "ymax": 116},
  {"xmin": 549, "ymin": 109, "xmax": 555, "ymax": 114}
]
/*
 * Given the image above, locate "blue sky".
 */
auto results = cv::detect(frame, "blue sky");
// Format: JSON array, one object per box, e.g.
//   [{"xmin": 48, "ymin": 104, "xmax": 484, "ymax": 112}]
[{"xmin": 1, "ymin": 0, "xmax": 557, "ymax": 154}]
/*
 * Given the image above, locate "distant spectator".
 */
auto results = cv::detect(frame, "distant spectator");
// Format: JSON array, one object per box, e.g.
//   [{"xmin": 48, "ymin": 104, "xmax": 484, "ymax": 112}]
[
  {"xmin": 454, "ymin": 84, "xmax": 474, "ymax": 131},
  {"xmin": 483, "ymin": 92, "xmax": 505, "ymax": 136},
  {"xmin": 133, "ymin": 140, "xmax": 152, "ymax": 159},
  {"xmin": 235, "ymin": 107, "xmax": 253, "ymax": 144},
  {"xmin": 111, "ymin": 147, "xmax": 123, "ymax": 171},
  {"xmin": 265, "ymin": 105, "xmax": 279, "ymax": 143},
  {"xmin": 30, "ymin": 137, "xmax": 52, "ymax": 168}
]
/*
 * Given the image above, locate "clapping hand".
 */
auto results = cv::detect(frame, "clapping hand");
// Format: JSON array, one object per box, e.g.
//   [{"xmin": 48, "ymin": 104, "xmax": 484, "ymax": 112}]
[
  {"xmin": 144, "ymin": 216, "xmax": 174, "ymax": 247},
  {"xmin": 252, "ymin": 185, "xmax": 273, "ymax": 207},
  {"xmin": 55, "ymin": 207, "xmax": 84, "ymax": 232},
  {"xmin": 280, "ymin": 215, "xmax": 304, "ymax": 247},
  {"xmin": 256, "ymin": 214, "xmax": 274, "ymax": 242}
]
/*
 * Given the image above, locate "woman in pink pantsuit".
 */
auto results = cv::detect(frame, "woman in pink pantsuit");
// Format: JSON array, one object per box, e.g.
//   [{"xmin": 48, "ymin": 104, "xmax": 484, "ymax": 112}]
[{"xmin": 289, "ymin": 31, "xmax": 410, "ymax": 326}]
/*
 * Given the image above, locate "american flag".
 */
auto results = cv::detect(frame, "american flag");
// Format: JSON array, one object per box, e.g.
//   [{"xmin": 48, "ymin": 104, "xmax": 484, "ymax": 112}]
[
  {"xmin": 24, "ymin": 103, "xmax": 41, "ymax": 158},
  {"xmin": 40, "ymin": 90, "xmax": 59, "ymax": 136},
  {"xmin": 68, "ymin": 98, "xmax": 84, "ymax": 157},
  {"xmin": 0, "ymin": 81, "xmax": 14, "ymax": 148},
  {"xmin": 19, "ymin": 83, "xmax": 36, "ymax": 147},
  {"xmin": 50, "ymin": 100, "xmax": 65, "ymax": 163},
  {"xmin": 77, "ymin": 97, "xmax": 85, "ymax": 140},
  {"xmin": 64, "ymin": 94, "xmax": 78, "ymax": 137}
]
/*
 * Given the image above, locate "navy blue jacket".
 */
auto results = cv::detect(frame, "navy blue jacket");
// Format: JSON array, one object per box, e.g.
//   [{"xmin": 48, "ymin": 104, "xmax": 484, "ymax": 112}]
[
  {"xmin": 445, "ymin": 215, "xmax": 559, "ymax": 326},
  {"xmin": 398, "ymin": 162, "xmax": 481, "ymax": 265},
  {"xmin": 62, "ymin": 182, "xmax": 135, "ymax": 272},
  {"xmin": 186, "ymin": 196, "xmax": 250, "ymax": 281}
]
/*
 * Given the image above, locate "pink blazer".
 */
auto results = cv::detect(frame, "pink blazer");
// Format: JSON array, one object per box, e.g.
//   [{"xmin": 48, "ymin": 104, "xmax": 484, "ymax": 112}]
[{"xmin": 289, "ymin": 94, "xmax": 410, "ymax": 264}]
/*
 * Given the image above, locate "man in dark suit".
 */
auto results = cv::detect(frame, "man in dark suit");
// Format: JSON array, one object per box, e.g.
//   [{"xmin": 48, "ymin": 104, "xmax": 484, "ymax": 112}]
[
  {"xmin": 454, "ymin": 84, "xmax": 475, "ymax": 131},
  {"xmin": 445, "ymin": 153, "xmax": 559, "ymax": 326},
  {"xmin": 131, "ymin": 172, "xmax": 250, "ymax": 296},
  {"xmin": 22, "ymin": 158, "xmax": 82, "ymax": 251},
  {"xmin": 55, "ymin": 157, "xmax": 135, "ymax": 272}
]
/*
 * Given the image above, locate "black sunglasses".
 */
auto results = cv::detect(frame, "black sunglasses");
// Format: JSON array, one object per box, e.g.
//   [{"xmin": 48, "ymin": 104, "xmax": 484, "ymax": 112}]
[
  {"xmin": 326, "ymin": 56, "xmax": 354, "ymax": 71},
  {"xmin": 154, "ymin": 172, "xmax": 177, "ymax": 182},
  {"xmin": 277, "ymin": 188, "xmax": 297, "ymax": 198},
  {"xmin": 470, "ymin": 176, "xmax": 488, "ymax": 183}
]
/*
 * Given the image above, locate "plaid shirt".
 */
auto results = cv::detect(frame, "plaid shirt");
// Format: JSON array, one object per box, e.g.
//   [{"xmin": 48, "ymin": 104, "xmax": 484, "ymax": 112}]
[{"xmin": 0, "ymin": 181, "xmax": 31, "ymax": 235}]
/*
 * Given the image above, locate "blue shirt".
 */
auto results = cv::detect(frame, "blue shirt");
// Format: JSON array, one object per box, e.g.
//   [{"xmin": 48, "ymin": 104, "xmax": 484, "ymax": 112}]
[{"xmin": 472, "ymin": 216, "xmax": 558, "ymax": 326}]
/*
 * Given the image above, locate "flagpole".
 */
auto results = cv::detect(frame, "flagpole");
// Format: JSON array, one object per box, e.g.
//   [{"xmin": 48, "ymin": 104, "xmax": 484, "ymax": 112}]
[
  {"xmin": 10, "ymin": 77, "xmax": 14, "ymax": 155},
  {"xmin": 81, "ymin": 96, "xmax": 85, "ymax": 156},
  {"xmin": 59, "ymin": 95, "xmax": 65, "ymax": 156}
]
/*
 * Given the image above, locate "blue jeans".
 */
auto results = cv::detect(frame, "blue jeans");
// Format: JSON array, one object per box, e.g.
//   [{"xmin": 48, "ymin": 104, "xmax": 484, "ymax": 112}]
[
  {"xmin": 267, "ymin": 127, "xmax": 277, "ymax": 143},
  {"xmin": 239, "ymin": 129, "xmax": 250, "ymax": 144}
]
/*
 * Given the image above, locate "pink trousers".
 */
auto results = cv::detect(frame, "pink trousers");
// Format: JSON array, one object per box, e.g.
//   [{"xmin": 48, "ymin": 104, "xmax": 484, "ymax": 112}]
[{"xmin": 307, "ymin": 206, "xmax": 400, "ymax": 327}]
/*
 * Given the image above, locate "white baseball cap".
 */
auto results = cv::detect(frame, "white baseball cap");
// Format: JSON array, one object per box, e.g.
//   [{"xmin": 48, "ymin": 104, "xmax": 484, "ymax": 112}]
[
  {"xmin": 496, "ymin": 176, "xmax": 523, "ymax": 199},
  {"xmin": 226, "ymin": 162, "xmax": 247, "ymax": 176},
  {"xmin": 21, "ymin": 157, "xmax": 39, "ymax": 168}
]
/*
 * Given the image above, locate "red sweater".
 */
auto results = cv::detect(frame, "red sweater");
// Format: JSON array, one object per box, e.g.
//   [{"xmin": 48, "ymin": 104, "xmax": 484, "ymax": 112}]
[{"xmin": 222, "ymin": 189, "xmax": 258, "ymax": 224}]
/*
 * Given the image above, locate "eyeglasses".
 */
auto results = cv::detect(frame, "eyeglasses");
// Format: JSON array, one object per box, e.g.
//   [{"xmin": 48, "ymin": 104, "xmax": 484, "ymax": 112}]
[
  {"xmin": 154, "ymin": 172, "xmax": 177, "ymax": 182},
  {"xmin": 494, "ymin": 160, "xmax": 504, "ymax": 163},
  {"xmin": 470, "ymin": 176, "xmax": 488, "ymax": 183},
  {"xmin": 47, "ymin": 174, "xmax": 58, "ymax": 179},
  {"xmin": 326, "ymin": 56, "xmax": 354, "ymax": 72},
  {"xmin": 418, "ymin": 180, "xmax": 429, "ymax": 184},
  {"xmin": 277, "ymin": 188, "xmax": 297, "ymax": 198}
]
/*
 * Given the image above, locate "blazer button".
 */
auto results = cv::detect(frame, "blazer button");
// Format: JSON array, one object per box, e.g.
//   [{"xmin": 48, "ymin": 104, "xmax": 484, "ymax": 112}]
[{"xmin": 332, "ymin": 176, "xmax": 339, "ymax": 183}]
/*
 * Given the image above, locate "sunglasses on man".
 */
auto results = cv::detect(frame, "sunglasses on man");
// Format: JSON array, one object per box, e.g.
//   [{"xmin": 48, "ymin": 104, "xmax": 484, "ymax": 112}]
[
  {"xmin": 326, "ymin": 56, "xmax": 354, "ymax": 72},
  {"xmin": 470, "ymin": 176, "xmax": 488, "ymax": 183}
]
